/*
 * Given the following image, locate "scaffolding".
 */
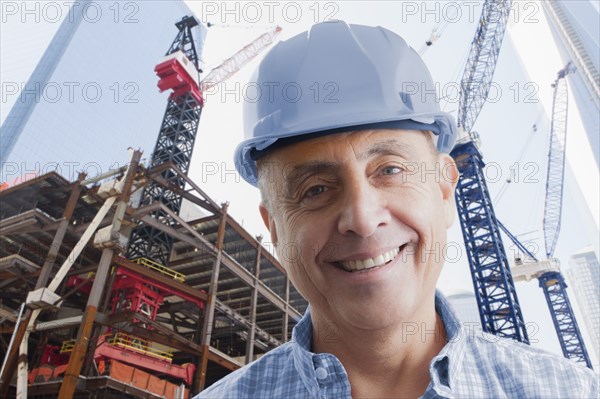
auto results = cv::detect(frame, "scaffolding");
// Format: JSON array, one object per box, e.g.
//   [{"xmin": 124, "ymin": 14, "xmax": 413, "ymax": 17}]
[{"xmin": 0, "ymin": 164, "xmax": 307, "ymax": 398}]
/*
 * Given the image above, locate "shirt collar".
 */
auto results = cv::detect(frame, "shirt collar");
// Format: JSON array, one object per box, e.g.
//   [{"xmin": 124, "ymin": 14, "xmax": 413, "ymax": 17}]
[
  {"xmin": 428, "ymin": 290, "xmax": 468, "ymax": 397},
  {"xmin": 292, "ymin": 304, "xmax": 313, "ymax": 350},
  {"xmin": 290, "ymin": 291, "xmax": 468, "ymax": 397},
  {"xmin": 290, "ymin": 305, "xmax": 323, "ymax": 397}
]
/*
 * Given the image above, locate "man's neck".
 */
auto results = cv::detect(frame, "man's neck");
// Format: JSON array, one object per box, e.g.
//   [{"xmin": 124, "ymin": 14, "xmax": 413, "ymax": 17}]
[{"xmin": 311, "ymin": 300, "xmax": 446, "ymax": 398}]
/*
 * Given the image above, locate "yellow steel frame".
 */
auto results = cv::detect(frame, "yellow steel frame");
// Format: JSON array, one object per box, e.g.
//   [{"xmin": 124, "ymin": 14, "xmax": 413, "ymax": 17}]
[
  {"xmin": 60, "ymin": 340, "xmax": 76, "ymax": 353},
  {"xmin": 132, "ymin": 257, "xmax": 185, "ymax": 282},
  {"xmin": 108, "ymin": 332, "xmax": 173, "ymax": 362}
]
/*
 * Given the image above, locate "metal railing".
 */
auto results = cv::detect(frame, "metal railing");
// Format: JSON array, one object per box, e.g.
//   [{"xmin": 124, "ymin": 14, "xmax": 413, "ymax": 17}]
[
  {"xmin": 60, "ymin": 340, "xmax": 76, "ymax": 353},
  {"xmin": 132, "ymin": 257, "xmax": 185, "ymax": 282},
  {"xmin": 108, "ymin": 332, "xmax": 173, "ymax": 362}
]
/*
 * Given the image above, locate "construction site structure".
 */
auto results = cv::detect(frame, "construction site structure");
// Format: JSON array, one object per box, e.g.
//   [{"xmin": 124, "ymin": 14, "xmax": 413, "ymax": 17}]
[
  {"xmin": 0, "ymin": 166, "xmax": 307, "ymax": 398},
  {"xmin": 0, "ymin": 15, "xmax": 293, "ymax": 398}
]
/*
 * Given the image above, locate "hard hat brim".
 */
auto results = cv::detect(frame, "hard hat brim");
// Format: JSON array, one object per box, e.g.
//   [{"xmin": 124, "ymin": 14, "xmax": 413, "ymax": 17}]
[{"xmin": 235, "ymin": 112, "xmax": 457, "ymax": 186}]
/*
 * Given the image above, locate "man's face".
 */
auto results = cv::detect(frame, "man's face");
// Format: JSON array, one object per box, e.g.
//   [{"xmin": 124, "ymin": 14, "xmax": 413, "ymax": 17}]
[{"xmin": 259, "ymin": 129, "xmax": 458, "ymax": 330}]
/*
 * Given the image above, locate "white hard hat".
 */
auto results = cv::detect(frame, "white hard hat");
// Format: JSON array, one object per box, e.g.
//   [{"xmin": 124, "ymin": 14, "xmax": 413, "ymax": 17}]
[{"xmin": 235, "ymin": 20, "xmax": 457, "ymax": 186}]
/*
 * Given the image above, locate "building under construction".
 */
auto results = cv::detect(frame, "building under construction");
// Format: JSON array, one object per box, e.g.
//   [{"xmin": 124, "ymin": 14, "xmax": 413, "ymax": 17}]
[
  {"xmin": 0, "ymin": 161, "xmax": 307, "ymax": 398},
  {"xmin": 0, "ymin": 7, "xmax": 303, "ymax": 397}
]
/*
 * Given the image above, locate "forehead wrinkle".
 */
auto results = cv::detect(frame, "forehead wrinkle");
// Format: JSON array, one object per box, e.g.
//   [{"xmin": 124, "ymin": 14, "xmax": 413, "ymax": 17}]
[{"xmin": 359, "ymin": 139, "xmax": 417, "ymax": 161}]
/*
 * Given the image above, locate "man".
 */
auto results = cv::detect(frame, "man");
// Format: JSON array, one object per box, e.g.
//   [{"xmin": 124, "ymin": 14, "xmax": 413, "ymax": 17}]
[{"xmin": 196, "ymin": 21, "xmax": 598, "ymax": 398}]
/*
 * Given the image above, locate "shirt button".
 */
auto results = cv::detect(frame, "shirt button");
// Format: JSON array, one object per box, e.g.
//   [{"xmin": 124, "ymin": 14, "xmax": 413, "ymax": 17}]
[{"xmin": 315, "ymin": 367, "xmax": 328, "ymax": 380}]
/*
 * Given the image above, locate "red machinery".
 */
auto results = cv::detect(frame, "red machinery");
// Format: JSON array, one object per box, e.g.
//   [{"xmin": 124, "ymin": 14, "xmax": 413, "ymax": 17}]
[
  {"xmin": 155, "ymin": 50, "xmax": 203, "ymax": 105},
  {"xmin": 42, "ymin": 261, "xmax": 204, "ymax": 389}
]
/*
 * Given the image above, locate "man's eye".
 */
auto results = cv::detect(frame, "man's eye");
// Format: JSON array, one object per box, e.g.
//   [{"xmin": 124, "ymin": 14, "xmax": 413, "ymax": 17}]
[
  {"xmin": 305, "ymin": 185, "xmax": 327, "ymax": 197},
  {"xmin": 381, "ymin": 166, "xmax": 402, "ymax": 175}
]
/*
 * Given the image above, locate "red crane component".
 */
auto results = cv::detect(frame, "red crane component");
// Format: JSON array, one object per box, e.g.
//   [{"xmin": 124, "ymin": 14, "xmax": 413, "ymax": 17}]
[
  {"xmin": 94, "ymin": 334, "xmax": 196, "ymax": 385},
  {"xmin": 113, "ymin": 264, "xmax": 206, "ymax": 310},
  {"xmin": 154, "ymin": 25, "xmax": 282, "ymax": 109},
  {"xmin": 28, "ymin": 365, "xmax": 54, "ymax": 384},
  {"xmin": 155, "ymin": 50, "xmax": 204, "ymax": 105},
  {"xmin": 58, "ymin": 264, "xmax": 206, "ymax": 386},
  {"xmin": 110, "ymin": 274, "xmax": 165, "ymax": 325},
  {"xmin": 66, "ymin": 266, "xmax": 205, "ymax": 311},
  {"xmin": 39, "ymin": 344, "xmax": 70, "ymax": 367}
]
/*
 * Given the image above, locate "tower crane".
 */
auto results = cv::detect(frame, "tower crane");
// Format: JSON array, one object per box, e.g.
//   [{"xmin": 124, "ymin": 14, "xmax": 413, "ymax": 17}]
[
  {"xmin": 125, "ymin": 15, "xmax": 204, "ymax": 266},
  {"xmin": 126, "ymin": 19, "xmax": 281, "ymax": 265},
  {"xmin": 450, "ymin": 0, "xmax": 530, "ymax": 343},
  {"xmin": 510, "ymin": 63, "xmax": 592, "ymax": 368}
]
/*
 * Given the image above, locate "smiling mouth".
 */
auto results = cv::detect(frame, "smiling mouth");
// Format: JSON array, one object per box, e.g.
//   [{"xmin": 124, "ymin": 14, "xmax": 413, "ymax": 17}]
[{"xmin": 335, "ymin": 244, "xmax": 407, "ymax": 272}]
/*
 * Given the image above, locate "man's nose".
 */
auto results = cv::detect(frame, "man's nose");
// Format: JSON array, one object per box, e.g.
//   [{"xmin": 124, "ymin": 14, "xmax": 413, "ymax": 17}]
[{"xmin": 336, "ymin": 179, "xmax": 390, "ymax": 238}]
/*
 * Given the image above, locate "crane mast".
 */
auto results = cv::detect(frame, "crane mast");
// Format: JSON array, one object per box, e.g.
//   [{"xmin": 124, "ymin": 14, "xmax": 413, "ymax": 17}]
[
  {"xmin": 538, "ymin": 271, "xmax": 592, "ymax": 367},
  {"xmin": 451, "ymin": 0, "xmax": 530, "ymax": 343},
  {"xmin": 126, "ymin": 16, "xmax": 203, "ymax": 265}
]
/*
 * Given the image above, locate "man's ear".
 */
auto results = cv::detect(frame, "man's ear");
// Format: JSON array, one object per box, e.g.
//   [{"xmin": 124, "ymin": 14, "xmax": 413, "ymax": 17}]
[
  {"xmin": 438, "ymin": 153, "xmax": 459, "ymax": 228},
  {"xmin": 259, "ymin": 203, "xmax": 278, "ymax": 245}
]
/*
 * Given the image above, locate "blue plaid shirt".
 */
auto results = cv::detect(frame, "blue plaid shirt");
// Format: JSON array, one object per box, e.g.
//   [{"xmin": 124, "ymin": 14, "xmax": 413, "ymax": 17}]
[{"xmin": 196, "ymin": 292, "xmax": 599, "ymax": 398}]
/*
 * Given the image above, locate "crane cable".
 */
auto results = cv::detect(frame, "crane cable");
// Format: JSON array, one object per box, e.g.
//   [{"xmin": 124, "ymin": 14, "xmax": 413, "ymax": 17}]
[
  {"xmin": 440, "ymin": 46, "xmax": 470, "ymax": 114},
  {"xmin": 493, "ymin": 110, "xmax": 544, "ymax": 206},
  {"xmin": 418, "ymin": 6, "xmax": 459, "ymax": 55}
]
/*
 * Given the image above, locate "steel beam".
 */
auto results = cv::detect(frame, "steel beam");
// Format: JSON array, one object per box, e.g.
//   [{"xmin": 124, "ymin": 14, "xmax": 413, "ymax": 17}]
[
  {"xmin": 208, "ymin": 346, "xmax": 242, "ymax": 371},
  {"xmin": 113, "ymin": 257, "xmax": 208, "ymax": 304},
  {"xmin": 0, "ymin": 209, "xmax": 58, "ymax": 232},
  {"xmin": 246, "ymin": 239, "xmax": 261, "ymax": 364},
  {"xmin": 214, "ymin": 300, "xmax": 281, "ymax": 347},
  {"xmin": 30, "ymin": 316, "xmax": 83, "ymax": 332},
  {"xmin": 225, "ymin": 217, "xmax": 286, "ymax": 275},
  {"xmin": 58, "ymin": 249, "xmax": 113, "ymax": 397},
  {"xmin": 196, "ymin": 203, "xmax": 228, "ymax": 393},
  {"xmin": 283, "ymin": 276, "xmax": 290, "ymax": 342},
  {"xmin": 96, "ymin": 310, "xmax": 204, "ymax": 355}
]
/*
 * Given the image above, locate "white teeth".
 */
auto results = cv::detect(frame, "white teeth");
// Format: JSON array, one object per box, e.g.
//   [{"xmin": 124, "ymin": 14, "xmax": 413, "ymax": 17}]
[{"xmin": 339, "ymin": 247, "xmax": 401, "ymax": 272}]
